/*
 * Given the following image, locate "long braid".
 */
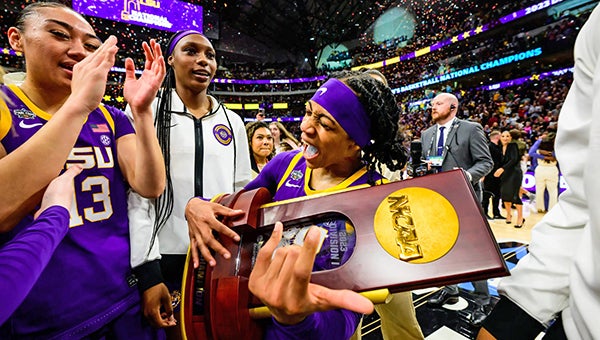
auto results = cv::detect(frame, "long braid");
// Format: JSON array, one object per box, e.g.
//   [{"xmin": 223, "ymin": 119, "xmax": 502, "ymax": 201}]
[{"xmin": 147, "ymin": 44, "xmax": 178, "ymax": 255}]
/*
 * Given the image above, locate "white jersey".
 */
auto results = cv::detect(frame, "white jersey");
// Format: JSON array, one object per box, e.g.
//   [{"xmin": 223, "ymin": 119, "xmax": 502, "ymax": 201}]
[
  {"xmin": 127, "ymin": 92, "xmax": 251, "ymax": 265},
  {"xmin": 498, "ymin": 6, "xmax": 600, "ymax": 339}
]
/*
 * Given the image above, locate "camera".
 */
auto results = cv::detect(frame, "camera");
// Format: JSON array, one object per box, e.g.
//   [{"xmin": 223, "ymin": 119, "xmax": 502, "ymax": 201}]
[{"xmin": 407, "ymin": 140, "xmax": 435, "ymax": 177}]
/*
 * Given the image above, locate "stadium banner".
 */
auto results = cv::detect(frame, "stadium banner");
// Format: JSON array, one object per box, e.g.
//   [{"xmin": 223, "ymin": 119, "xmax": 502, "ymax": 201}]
[{"xmin": 73, "ymin": 0, "xmax": 203, "ymax": 33}]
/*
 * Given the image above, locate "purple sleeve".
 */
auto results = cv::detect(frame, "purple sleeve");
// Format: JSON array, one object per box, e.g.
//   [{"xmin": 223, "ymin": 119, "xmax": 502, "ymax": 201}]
[
  {"xmin": 244, "ymin": 151, "xmax": 301, "ymax": 194},
  {"xmin": 265, "ymin": 310, "xmax": 361, "ymax": 340},
  {"xmin": 106, "ymin": 105, "xmax": 135, "ymax": 139},
  {"xmin": 0, "ymin": 206, "xmax": 70, "ymax": 324},
  {"xmin": 528, "ymin": 139, "xmax": 544, "ymax": 160}
]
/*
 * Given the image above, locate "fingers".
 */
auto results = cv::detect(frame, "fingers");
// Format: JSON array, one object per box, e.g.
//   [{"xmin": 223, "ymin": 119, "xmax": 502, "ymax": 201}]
[
  {"xmin": 141, "ymin": 40, "xmax": 153, "ymax": 71},
  {"xmin": 78, "ymin": 35, "xmax": 118, "ymax": 73},
  {"xmin": 312, "ymin": 286, "xmax": 374, "ymax": 315},
  {"xmin": 35, "ymin": 165, "xmax": 83, "ymax": 219},
  {"xmin": 186, "ymin": 198, "xmax": 244, "ymax": 266},
  {"xmin": 293, "ymin": 226, "xmax": 321, "ymax": 284},
  {"xmin": 160, "ymin": 290, "xmax": 175, "ymax": 325},
  {"xmin": 251, "ymin": 222, "xmax": 283, "ymax": 276},
  {"xmin": 190, "ymin": 239, "xmax": 203, "ymax": 269},
  {"xmin": 192, "ymin": 236, "xmax": 216, "ymax": 267},
  {"xmin": 124, "ymin": 57, "xmax": 136, "ymax": 82}
]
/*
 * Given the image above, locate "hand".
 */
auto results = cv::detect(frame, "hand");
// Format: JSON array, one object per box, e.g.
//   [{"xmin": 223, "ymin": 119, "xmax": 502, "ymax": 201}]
[
  {"xmin": 34, "ymin": 165, "xmax": 83, "ymax": 219},
  {"xmin": 142, "ymin": 283, "xmax": 177, "ymax": 328},
  {"xmin": 493, "ymin": 168, "xmax": 504, "ymax": 178},
  {"xmin": 123, "ymin": 39, "xmax": 166, "ymax": 113},
  {"xmin": 248, "ymin": 222, "xmax": 374, "ymax": 325},
  {"xmin": 185, "ymin": 197, "xmax": 245, "ymax": 268},
  {"xmin": 69, "ymin": 36, "xmax": 119, "ymax": 114}
]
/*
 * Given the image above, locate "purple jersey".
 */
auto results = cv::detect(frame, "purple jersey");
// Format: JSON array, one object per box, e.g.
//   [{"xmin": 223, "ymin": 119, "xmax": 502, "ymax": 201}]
[
  {"xmin": 244, "ymin": 150, "xmax": 384, "ymax": 339},
  {"xmin": 0, "ymin": 85, "xmax": 139, "ymax": 338}
]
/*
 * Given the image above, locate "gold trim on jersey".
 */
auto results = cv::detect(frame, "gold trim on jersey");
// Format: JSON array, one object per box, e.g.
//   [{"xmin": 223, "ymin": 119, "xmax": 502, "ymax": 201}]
[
  {"xmin": 6, "ymin": 84, "xmax": 115, "ymax": 135},
  {"xmin": 0, "ymin": 95, "xmax": 12, "ymax": 140},
  {"xmin": 7, "ymin": 84, "xmax": 52, "ymax": 121},
  {"xmin": 304, "ymin": 165, "xmax": 369, "ymax": 196},
  {"xmin": 98, "ymin": 104, "xmax": 115, "ymax": 134},
  {"xmin": 276, "ymin": 151, "xmax": 304, "ymax": 191},
  {"xmin": 274, "ymin": 149, "xmax": 388, "ymax": 199}
]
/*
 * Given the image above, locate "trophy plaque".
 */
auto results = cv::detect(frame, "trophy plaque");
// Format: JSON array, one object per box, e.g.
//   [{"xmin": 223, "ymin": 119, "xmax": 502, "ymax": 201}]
[{"xmin": 181, "ymin": 169, "xmax": 509, "ymax": 339}]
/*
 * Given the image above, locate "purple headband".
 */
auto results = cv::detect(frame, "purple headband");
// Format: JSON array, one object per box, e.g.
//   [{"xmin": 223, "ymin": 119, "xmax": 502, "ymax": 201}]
[
  {"xmin": 167, "ymin": 30, "xmax": 203, "ymax": 56},
  {"xmin": 310, "ymin": 78, "xmax": 372, "ymax": 148}
]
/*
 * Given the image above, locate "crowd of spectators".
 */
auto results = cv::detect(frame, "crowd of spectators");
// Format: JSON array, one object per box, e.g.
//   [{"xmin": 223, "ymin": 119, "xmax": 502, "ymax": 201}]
[
  {"xmin": 349, "ymin": 0, "xmax": 564, "ymax": 67},
  {"xmin": 0, "ymin": 0, "xmax": 582, "ymax": 161}
]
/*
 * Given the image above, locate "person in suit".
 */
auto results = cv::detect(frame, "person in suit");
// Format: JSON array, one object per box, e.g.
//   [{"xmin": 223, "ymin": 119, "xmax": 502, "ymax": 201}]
[
  {"xmin": 421, "ymin": 92, "xmax": 494, "ymax": 326},
  {"xmin": 482, "ymin": 130, "xmax": 504, "ymax": 219},
  {"xmin": 420, "ymin": 93, "xmax": 493, "ymax": 201}
]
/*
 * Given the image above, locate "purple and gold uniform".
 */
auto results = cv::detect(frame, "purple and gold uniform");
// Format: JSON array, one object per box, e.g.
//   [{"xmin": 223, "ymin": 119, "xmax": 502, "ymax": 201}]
[
  {"xmin": 244, "ymin": 149, "xmax": 384, "ymax": 339},
  {"xmin": 0, "ymin": 84, "xmax": 151, "ymax": 338}
]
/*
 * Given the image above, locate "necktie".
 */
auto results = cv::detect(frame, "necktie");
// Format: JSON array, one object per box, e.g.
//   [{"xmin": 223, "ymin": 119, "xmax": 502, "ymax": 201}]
[{"xmin": 437, "ymin": 126, "xmax": 446, "ymax": 156}]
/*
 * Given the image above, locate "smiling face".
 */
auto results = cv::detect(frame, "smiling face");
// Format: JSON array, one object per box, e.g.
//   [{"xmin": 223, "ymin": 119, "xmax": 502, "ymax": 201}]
[
  {"xmin": 300, "ymin": 100, "xmax": 360, "ymax": 171},
  {"xmin": 500, "ymin": 131, "xmax": 512, "ymax": 146},
  {"xmin": 8, "ymin": 6, "xmax": 100, "ymax": 94},
  {"xmin": 169, "ymin": 34, "xmax": 217, "ymax": 93},
  {"xmin": 251, "ymin": 127, "xmax": 274, "ymax": 160}
]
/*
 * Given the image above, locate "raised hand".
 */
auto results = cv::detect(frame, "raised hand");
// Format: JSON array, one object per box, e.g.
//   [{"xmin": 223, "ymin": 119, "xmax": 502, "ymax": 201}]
[
  {"xmin": 123, "ymin": 39, "xmax": 166, "ymax": 113},
  {"xmin": 185, "ymin": 198, "xmax": 245, "ymax": 268},
  {"xmin": 248, "ymin": 222, "xmax": 374, "ymax": 325},
  {"xmin": 69, "ymin": 35, "xmax": 119, "ymax": 115}
]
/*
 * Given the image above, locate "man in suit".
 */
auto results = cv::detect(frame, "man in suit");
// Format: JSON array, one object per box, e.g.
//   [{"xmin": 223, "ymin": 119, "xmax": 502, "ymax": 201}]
[{"xmin": 421, "ymin": 92, "xmax": 493, "ymax": 326}]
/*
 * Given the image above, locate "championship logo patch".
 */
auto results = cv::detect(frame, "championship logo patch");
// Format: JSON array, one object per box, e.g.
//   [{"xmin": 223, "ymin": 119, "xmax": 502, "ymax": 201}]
[
  {"xmin": 213, "ymin": 124, "xmax": 233, "ymax": 146},
  {"xmin": 290, "ymin": 170, "xmax": 303, "ymax": 181},
  {"xmin": 14, "ymin": 108, "xmax": 35, "ymax": 119}
]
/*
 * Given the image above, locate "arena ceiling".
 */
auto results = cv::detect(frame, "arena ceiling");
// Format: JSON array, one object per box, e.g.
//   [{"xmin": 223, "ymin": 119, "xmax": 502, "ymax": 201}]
[{"xmin": 210, "ymin": 0, "xmax": 397, "ymax": 56}]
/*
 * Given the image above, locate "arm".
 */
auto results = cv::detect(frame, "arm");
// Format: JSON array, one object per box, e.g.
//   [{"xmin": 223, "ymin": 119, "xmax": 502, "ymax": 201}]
[
  {"xmin": 126, "ymin": 190, "xmax": 176, "ymax": 328},
  {"xmin": 528, "ymin": 139, "xmax": 545, "ymax": 160},
  {"xmin": 0, "ymin": 166, "xmax": 81, "ymax": 324},
  {"xmin": 251, "ymin": 222, "xmax": 370, "ymax": 339},
  {"xmin": 465, "ymin": 123, "xmax": 493, "ymax": 183},
  {"xmin": 186, "ymin": 151, "xmax": 294, "ymax": 267},
  {"xmin": 117, "ymin": 40, "xmax": 166, "ymax": 198},
  {"xmin": 494, "ymin": 143, "xmax": 520, "ymax": 178},
  {"xmin": 0, "ymin": 37, "xmax": 119, "ymax": 230}
]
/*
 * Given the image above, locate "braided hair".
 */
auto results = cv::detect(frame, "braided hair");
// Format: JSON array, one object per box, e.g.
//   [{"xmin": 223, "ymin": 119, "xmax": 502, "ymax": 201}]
[
  {"xmin": 149, "ymin": 31, "xmax": 211, "ymax": 252},
  {"xmin": 329, "ymin": 70, "xmax": 408, "ymax": 183}
]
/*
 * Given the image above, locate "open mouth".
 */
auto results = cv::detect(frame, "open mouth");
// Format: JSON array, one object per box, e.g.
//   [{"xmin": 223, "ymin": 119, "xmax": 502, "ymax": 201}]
[
  {"xmin": 192, "ymin": 70, "xmax": 211, "ymax": 78},
  {"xmin": 303, "ymin": 143, "xmax": 319, "ymax": 159},
  {"xmin": 60, "ymin": 63, "xmax": 75, "ymax": 73}
]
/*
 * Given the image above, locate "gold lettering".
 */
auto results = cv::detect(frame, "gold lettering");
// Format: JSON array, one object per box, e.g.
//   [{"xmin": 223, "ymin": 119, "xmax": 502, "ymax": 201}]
[{"xmin": 388, "ymin": 195, "xmax": 423, "ymax": 260}]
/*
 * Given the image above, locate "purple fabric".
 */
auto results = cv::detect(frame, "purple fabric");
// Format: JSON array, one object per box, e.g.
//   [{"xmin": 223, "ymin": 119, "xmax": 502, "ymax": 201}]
[
  {"xmin": 0, "ymin": 85, "xmax": 153, "ymax": 338},
  {"xmin": 265, "ymin": 310, "xmax": 362, "ymax": 340},
  {"xmin": 167, "ymin": 30, "xmax": 203, "ymax": 56},
  {"xmin": 0, "ymin": 206, "xmax": 69, "ymax": 325},
  {"xmin": 310, "ymin": 78, "xmax": 371, "ymax": 148}
]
